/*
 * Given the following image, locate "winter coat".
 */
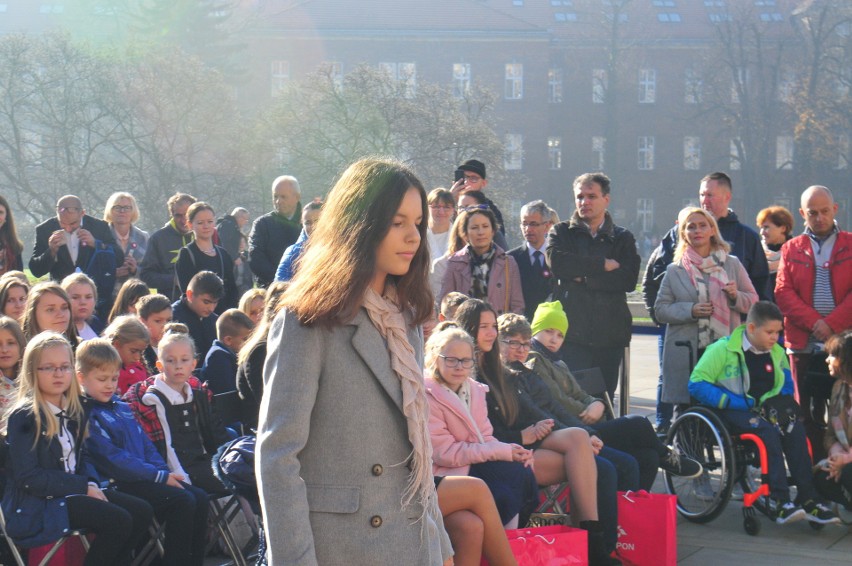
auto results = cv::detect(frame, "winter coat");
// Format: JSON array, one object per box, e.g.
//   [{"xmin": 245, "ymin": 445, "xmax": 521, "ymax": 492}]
[
  {"xmin": 439, "ymin": 245, "xmax": 524, "ymax": 315},
  {"xmin": 248, "ymin": 210, "xmax": 302, "ymax": 287},
  {"xmin": 654, "ymin": 255, "xmax": 758, "ymax": 404},
  {"xmin": 139, "ymin": 220, "xmax": 194, "ymax": 301},
  {"xmin": 546, "ymin": 211, "xmax": 640, "ymax": 349},
  {"xmin": 425, "ymin": 377, "xmax": 513, "ymax": 476},
  {"xmin": 775, "ymin": 230, "xmax": 852, "ymax": 350}
]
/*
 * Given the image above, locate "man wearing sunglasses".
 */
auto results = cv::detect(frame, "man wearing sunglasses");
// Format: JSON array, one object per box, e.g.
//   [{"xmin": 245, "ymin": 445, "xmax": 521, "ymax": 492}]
[{"xmin": 30, "ymin": 194, "xmax": 119, "ymax": 284}]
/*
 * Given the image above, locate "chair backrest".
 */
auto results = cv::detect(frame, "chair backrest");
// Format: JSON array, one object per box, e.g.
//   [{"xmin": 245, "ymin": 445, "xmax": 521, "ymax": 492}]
[
  {"xmin": 572, "ymin": 367, "xmax": 615, "ymax": 418},
  {"xmin": 214, "ymin": 390, "xmax": 243, "ymax": 433}
]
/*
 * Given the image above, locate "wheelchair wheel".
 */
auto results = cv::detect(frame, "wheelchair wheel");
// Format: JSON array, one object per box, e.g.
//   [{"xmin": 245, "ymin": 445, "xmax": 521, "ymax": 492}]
[{"xmin": 665, "ymin": 407, "xmax": 735, "ymax": 523}]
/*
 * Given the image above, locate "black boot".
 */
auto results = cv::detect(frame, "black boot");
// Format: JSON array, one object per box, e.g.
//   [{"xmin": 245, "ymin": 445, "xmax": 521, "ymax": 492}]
[{"xmin": 579, "ymin": 520, "xmax": 621, "ymax": 566}]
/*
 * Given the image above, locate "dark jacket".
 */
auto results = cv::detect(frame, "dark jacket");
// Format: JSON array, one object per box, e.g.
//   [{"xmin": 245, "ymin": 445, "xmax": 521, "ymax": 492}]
[
  {"xmin": 201, "ymin": 339, "xmax": 237, "ymax": 394},
  {"xmin": 506, "ymin": 361, "xmax": 594, "ymax": 434},
  {"xmin": 484, "ymin": 373, "xmax": 565, "ymax": 447},
  {"xmin": 82, "ymin": 395, "xmax": 171, "ymax": 486},
  {"xmin": 171, "ymin": 298, "xmax": 218, "ymax": 365},
  {"xmin": 175, "ymin": 242, "xmax": 239, "ymax": 313},
  {"xmin": 508, "ymin": 243, "xmax": 555, "ymax": 321},
  {"xmin": 248, "ymin": 209, "xmax": 301, "ymax": 287},
  {"xmin": 215, "ymin": 214, "xmax": 242, "ymax": 262},
  {"xmin": 28, "ymin": 215, "xmax": 119, "ymax": 293},
  {"xmin": 546, "ymin": 211, "xmax": 640, "ymax": 349},
  {"xmin": 139, "ymin": 220, "xmax": 194, "ymax": 301},
  {"xmin": 236, "ymin": 339, "xmax": 266, "ymax": 432},
  {"xmin": 642, "ymin": 225, "xmax": 678, "ymax": 325},
  {"xmin": 1, "ymin": 407, "xmax": 95, "ymax": 547}
]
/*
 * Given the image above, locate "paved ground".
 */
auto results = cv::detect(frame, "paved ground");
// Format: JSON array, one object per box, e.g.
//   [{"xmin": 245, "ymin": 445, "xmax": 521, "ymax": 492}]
[{"xmin": 207, "ymin": 333, "xmax": 852, "ymax": 565}]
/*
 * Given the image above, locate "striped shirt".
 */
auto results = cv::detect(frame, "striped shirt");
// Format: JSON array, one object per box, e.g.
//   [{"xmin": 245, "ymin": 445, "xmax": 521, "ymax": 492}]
[{"xmin": 806, "ymin": 226, "xmax": 837, "ymax": 348}]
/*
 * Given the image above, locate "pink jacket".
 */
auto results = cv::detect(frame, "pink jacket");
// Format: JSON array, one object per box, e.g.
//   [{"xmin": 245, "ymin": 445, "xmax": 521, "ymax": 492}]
[
  {"xmin": 425, "ymin": 376, "xmax": 513, "ymax": 476},
  {"xmin": 439, "ymin": 245, "xmax": 525, "ymax": 315}
]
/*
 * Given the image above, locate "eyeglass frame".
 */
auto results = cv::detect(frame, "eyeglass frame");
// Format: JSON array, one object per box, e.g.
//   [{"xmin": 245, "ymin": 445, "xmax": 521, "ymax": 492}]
[
  {"xmin": 500, "ymin": 339, "xmax": 532, "ymax": 350},
  {"xmin": 37, "ymin": 365, "xmax": 74, "ymax": 375},
  {"xmin": 438, "ymin": 354, "xmax": 476, "ymax": 369}
]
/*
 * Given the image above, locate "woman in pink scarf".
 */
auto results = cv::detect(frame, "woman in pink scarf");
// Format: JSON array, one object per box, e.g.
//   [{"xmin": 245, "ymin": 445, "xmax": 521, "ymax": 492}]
[{"xmin": 655, "ymin": 207, "xmax": 758, "ymax": 407}]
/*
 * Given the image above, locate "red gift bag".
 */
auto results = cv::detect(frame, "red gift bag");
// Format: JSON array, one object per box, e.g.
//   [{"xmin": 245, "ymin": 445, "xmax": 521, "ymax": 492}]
[
  {"xmin": 615, "ymin": 490, "xmax": 677, "ymax": 566},
  {"xmin": 482, "ymin": 525, "xmax": 588, "ymax": 566}
]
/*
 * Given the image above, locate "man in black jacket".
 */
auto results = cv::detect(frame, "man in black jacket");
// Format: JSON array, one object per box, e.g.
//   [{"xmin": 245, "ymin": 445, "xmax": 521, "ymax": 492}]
[
  {"xmin": 248, "ymin": 176, "xmax": 301, "ymax": 288},
  {"xmin": 508, "ymin": 200, "xmax": 556, "ymax": 321},
  {"xmin": 546, "ymin": 173, "xmax": 640, "ymax": 401},
  {"xmin": 139, "ymin": 193, "xmax": 196, "ymax": 301}
]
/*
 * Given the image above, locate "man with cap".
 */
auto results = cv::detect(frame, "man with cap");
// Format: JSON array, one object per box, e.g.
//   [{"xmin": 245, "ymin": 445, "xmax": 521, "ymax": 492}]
[{"xmin": 451, "ymin": 159, "xmax": 505, "ymax": 236}]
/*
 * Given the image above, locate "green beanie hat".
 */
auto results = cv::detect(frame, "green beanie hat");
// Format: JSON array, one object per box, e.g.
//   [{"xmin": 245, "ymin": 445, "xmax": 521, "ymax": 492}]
[{"xmin": 530, "ymin": 301, "xmax": 568, "ymax": 337}]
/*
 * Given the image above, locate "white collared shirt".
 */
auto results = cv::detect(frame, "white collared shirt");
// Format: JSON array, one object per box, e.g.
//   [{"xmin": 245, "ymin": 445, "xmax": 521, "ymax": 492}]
[
  {"xmin": 47, "ymin": 399, "xmax": 76, "ymax": 474},
  {"xmin": 742, "ymin": 333, "xmax": 771, "ymax": 355},
  {"xmin": 65, "ymin": 229, "xmax": 80, "ymax": 264},
  {"xmin": 527, "ymin": 241, "xmax": 548, "ymax": 266}
]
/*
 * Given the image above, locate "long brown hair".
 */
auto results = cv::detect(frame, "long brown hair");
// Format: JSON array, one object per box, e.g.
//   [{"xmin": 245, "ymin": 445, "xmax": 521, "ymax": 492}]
[
  {"xmin": 279, "ymin": 158, "xmax": 433, "ymax": 327},
  {"xmin": 22, "ymin": 283, "xmax": 79, "ymax": 344},
  {"xmin": 108, "ymin": 278, "xmax": 150, "ymax": 323},
  {"xmin": 0, "ymin": 194, "xmax": 24, "ymax": 257}
]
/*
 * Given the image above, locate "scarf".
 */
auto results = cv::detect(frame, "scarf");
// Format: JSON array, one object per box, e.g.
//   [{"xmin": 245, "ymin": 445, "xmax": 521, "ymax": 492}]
[
  {"xmin": 681, "ymin": 247, "xmax": 731, "ymax": 349},
  {"xmin": 362, "ymin": 286, "xmax": 435, "ymax": 524},
  {"xmin": 469, "ymin": 245, "xmax": 496, "ymax": 300}
]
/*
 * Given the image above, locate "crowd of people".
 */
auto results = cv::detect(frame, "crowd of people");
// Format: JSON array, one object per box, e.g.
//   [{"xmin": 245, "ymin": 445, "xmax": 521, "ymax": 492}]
[{"xmin": 0, "ymin": 157, "xmax": 848, "ymax": 566}]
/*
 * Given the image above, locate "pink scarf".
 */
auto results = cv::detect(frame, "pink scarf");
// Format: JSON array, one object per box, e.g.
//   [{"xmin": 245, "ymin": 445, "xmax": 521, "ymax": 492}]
[{"xmin": 681, "ymin": 247, "xmax": 731, "ymax": 348}]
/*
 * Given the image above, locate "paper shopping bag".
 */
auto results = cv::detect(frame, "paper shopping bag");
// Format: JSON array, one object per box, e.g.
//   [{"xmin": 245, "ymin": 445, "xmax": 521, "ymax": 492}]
[
  {"xmin": 616, "ymin": 490, "xmax": 677, "ymax": 566},
  {"xmin": 27, "ymin": 535, "xmax": 88, "ymax": 566},
  {"xmin": 482, "ymin": 525, "xmax": 587, "ymax": 566}
]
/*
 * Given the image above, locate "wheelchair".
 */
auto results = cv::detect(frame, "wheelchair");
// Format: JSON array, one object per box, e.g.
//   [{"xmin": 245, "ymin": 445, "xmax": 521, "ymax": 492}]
[{"xmin": 662, "ymin": 405, "xmax": 824, "ymax": 536}]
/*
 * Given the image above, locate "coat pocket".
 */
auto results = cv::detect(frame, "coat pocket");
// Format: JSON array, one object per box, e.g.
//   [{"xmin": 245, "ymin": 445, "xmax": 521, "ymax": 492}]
[{"xmin": 306, "ymin": 484, "xmax": 361, "ymax": 514}]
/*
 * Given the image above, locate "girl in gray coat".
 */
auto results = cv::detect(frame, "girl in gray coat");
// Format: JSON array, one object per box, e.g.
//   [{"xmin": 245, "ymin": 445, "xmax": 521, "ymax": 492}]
[
  {"xmin": 655, "ymin": 207, "xmax": 758, "ymax": 406},
  {"xmin": 257, "ymin": 159, "xmax": 453, "ymax": 566}
]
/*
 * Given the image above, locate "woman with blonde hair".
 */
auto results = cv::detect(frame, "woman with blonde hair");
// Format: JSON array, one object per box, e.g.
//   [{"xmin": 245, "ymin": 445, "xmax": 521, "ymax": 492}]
[
  {"xmin": 656, "ymin": 207, "xmax": 758, "ymax": 406},
  {"xmin": 104, "ymin": 192, "xmax": 149, "ymax": 299}
]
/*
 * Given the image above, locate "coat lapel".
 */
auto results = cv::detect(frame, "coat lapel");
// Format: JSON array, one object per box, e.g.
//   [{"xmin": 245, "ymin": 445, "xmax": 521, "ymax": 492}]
[{"xmin": 350, "ymin": 310, "xmax": 404, "ymax": 412}]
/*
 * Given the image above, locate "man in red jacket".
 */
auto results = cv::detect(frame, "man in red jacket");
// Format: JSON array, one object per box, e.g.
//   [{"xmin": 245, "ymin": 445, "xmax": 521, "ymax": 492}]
[{"xmin": 776, "ymin": 186, "xmax": 851, "ymax": 433}]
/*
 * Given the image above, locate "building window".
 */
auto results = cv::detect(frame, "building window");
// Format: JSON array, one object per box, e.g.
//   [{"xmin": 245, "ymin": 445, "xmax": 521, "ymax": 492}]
[
  {"xmin": 554, "ymin": 12, "xmax": 578, "ymax": 22},
  {"xmin": 684, "ymin": 136, "xmax": 701, "ymax": 170},
  {"xmin": 638, "ymin": 136, "xmax": 655, "ymax": 170},
  {"xmin": 730, "ymin": 139, "xmax": 742, "ymax": 170},
  {"xmin": 380, "ymin": 62, "xmax": 417, "ymax": 98},
  {"xmin": 776, "ymin": 136, "xmax": 794, "ymax": 169},
  {"xmin": 270, "ymin": 60, "xmax": 290, "ymax": 96},
  {"xmin": 657, "ymin": 13, "xmax": 682, "ymax": 22},
  {"xmin": 592, "ymin": 136, "xmax": 606, "ymax": 169},
  {"xmin": 836, "ymin": 134, "xmax": 849, "ymax": 170},
  {"xmin": 653, "ymin": 0, "xmax": 675, "ymax": 6},
  {"xmin": 548, "ymin": 68, "xmax": 563, "ymax": 103},
  {"xmin": 453, "ymin": 63, "xmax": 471, "ymax": 98},
  {"xmin": 639, "ymin": 69, "xmax": 656, "ymax": 103},
  {"xmin": 593, "ymin": 69, "xmax": 607, "ymax": 103},
  {"xmin": 547, "ymin": 137, "xmax": 562, "ymax": 170},
  {"xmin": 325, "ymin": 61, "xmax": 344, "ymax": 89},
  {"xmin": 685, "ymin": 68, "xmax": 702, "ymax": 103},
  {"xmin": 504, "ymin": 134, "xmax": 524, "ymax": 170},
  {"xmin": 637, "ymin": 198, "xmax": 655, "ymax": 234},
  {"xmin": 505, "ymin": 63, "xmax": 524, "ymax": 100}
]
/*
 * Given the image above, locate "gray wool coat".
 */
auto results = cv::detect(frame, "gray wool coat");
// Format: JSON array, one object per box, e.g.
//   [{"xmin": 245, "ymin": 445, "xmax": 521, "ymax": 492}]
[
  {"xmin": 257, "ymin": 307, "xmax": 452, "ymax": 566},
  {"xmin": 654, "ymin": 255, "xmax": 758, "ymax": 404}
]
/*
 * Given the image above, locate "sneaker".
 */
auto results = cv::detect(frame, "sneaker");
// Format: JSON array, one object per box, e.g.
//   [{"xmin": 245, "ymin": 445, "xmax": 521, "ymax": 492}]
[
  {"xmin": 770, "ymin": 499, "xmax": 806, "ymax": 525},
  {"xmin": 731, "ymin": 484, "xmax": 744, "ymax": 501},
  {"xmin": 660, "ymin": 446, "xmax": 703, "ymax": 478},
  {"xmin": 694, "ymin": 471, "xmax": 715, "ymax": 502},
  {"xmin": 802, "ymin": 500, "xmax": 841, "ymax": 525}
]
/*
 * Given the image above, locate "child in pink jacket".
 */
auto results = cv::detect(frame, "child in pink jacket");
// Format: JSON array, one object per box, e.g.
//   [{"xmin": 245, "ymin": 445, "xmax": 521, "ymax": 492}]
[{"xmin": 425, "ymin": 326, "xmax": 536, "ymax": 528}]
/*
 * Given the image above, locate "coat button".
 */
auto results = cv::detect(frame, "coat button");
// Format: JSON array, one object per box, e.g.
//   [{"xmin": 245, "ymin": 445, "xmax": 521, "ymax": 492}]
[
  {"xmin": 370, "ymin": 515, "xmax": 383, "ymax": 528},
  {"xmin": 371, "ymin": 464, "xmax": 383, "ymax": 476}
]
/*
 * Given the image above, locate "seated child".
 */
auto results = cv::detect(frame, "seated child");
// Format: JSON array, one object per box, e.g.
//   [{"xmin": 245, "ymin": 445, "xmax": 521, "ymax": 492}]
[
  {"xmin": 137, "ymin": 293, "xmax": 172, "ymax": 370},
  {"xmin": 171, "ymin": 271, "xmax": 222, "ymax": 365},
  {"xmin": 77, "ymin": 339, "xmax": 208, "ymax": 566},
  {"xmin": 689, "ymin": 301, "xmax": 839, "ymax": 525},
  {"xmin": 107, "ymin": 278, "xmax": 150, "ymax": 323},
  {"xmin": 201, "ymin": 308, "xmax": 255, "ymax": 394},
  {"xmin": 516, "ymin": 304, "xmax": 702, "ymax": 490},
  {"xmin": 2, "ymin": 332, "xmax": 152, "ymax": 563},
  {"xmin": 61, "ymin": 273, "xmax": 104, "ymax": 340},
  {"xmin": 439, "ymin": 291, "xmax": 469, "ymax": 322},
  {"xmin": 0, "ymin": 316, "xmax": 24, "ymax": 427},
  {"xmin": 814, "ymin": 331, "xmax": 852, "ymax": 509},
  {"xmin": 238, "ymin": 288, "xmax": 265, "ymax": 326},
  {"xmin": 122, "ymin": 329, "xmax": 232, "ymax": 494},
  {"xmin": 103, "ymin": 315, "xmax": 152, "ymax": 394}
]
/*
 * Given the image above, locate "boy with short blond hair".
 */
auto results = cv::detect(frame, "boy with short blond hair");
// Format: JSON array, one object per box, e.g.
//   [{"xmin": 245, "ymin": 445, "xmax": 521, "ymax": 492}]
[{"xmin": 200, "ymin": 308, "xmax": 255, "ymax": 394}]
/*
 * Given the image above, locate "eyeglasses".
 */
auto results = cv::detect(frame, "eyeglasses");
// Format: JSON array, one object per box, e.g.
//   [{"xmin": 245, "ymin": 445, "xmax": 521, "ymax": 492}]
[
  {"xmin": 464, "ymin": 174, "xmax": 482, "ymax": 182},
  {"xmin": 501, "ymin": 339, "xmax": 532, "ymax": 350},
  {"xmin": 56, "ymin": 206, "xmax": 80, "ymax": 214},
  {"xmin": 37, "ymin": 365, "xmax": 73, "ymax": 375},
  {"xmin": 458, "ymin": 204, "xmax": 490, "ymax": 213},
  {"xmin": 438, "ymin": 355, "xmax": 475, "ymax": 369},
  {"xmin": 429, "ymin": 205, "xmax": 454, "ymax": 212},
  {"xmin": 111, "ymin": 205, "xmax": 133, "ymax": 213},
  {"xmin": 522, "ymin": 221, "xmax": 548, "ymax": 229}
]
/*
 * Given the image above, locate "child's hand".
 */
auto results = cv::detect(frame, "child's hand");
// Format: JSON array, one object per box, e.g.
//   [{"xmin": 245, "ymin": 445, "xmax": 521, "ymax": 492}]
[
  {"xmin": 827, "ymin": 453, "xmax": 850, "ymax": 482},
  {"xmin": 86, "ymin": 485, "xmax": 107, "ymax": 501},
  {"xmin": 535, "ymin": 419, "xmax": 554, "ymax": 439},
  {"xmin": 166, "ymin": 473, "xmax": 185, "ymax": 489},
  {"xmin": 579, "ymin": 401, "xmax": 606, "ymax": 424},
  {"xmin": 589, "ymin": 435, "xmax": 604, "ymax": 455}
]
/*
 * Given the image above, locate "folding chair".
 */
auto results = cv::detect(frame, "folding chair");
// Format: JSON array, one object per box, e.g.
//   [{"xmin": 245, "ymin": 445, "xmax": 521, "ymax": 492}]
[
  {"xmin": 210, "ymin": 494, "xmax": 257, "ymax": 566},
  {"xmin": 214, "ymin": 390, "xmax": 244, "ymax": 437},
  {"xmin": 536, "ymin": 483, "xmax": 571, "ymax": 515},
  {"xmin": 0, "ymin": 505, "xmax": 90, "ymax": 566},
  {"xmin": 130, "ymin": 518, "xmax": 166, "ymax": 566},
  {"xmin": 572, "ymin": 367, "xmax": 615, "ymax": 419}
]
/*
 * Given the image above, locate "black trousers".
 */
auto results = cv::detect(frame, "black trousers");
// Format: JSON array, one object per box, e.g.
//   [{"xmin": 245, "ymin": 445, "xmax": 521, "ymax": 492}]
[
  {"xmin": 66, "ymin": 489, "xmax": 153, "ymax": 566},
  {"xmin": 118, "ymin": 480, "xmax": 210, "ymax": 566},
  {"xmin": 595, "ymin": 415, "xmax": 664, "ymax": 492}
]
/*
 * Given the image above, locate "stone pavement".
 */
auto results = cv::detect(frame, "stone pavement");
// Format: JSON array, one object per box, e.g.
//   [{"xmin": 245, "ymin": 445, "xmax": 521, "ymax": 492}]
[{"xmin": 622, "ymin": 334, "xmax": 852, "ymax": 565}]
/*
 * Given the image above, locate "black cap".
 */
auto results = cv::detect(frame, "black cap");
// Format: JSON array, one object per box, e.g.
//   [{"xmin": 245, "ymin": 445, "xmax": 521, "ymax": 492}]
[{"xmin": 458, "ymin": 159, "xmax": 486, "ymax": 179}]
